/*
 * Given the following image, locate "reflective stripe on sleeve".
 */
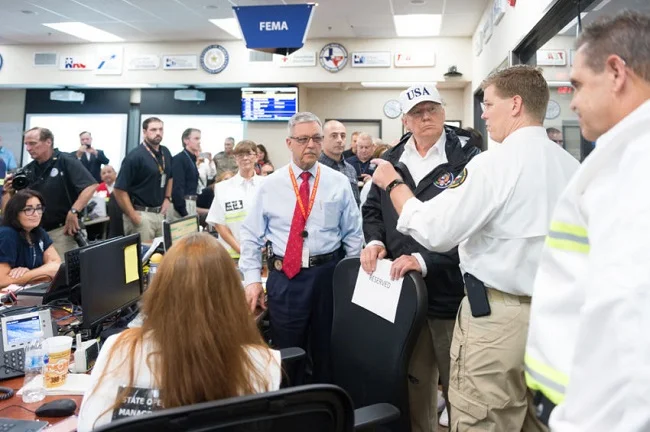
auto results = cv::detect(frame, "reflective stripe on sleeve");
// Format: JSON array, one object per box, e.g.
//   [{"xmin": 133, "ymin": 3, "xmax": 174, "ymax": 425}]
[
  {"xmin": 525, "ymin": 353, "xmax": 568, "ymax": 405},
  {"xmin": 545, "ymin": 221, "xmax": 589, "ymax": 253}
]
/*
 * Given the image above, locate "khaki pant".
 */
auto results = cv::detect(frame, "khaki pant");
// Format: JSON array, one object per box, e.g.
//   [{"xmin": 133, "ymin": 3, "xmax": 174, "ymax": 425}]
[
  {"xmin": 48, "ymin": 226, "xmax": 82, "ymax": 256},
  {"xmin": 408, "ymin": 318, "xmax": 456, "ymax": 432},
  {"xmin": 169, "ymin": 199, "xmax": 197, "ymax": 221},
  {"xmin": 448, "ymin": 290, "xmax": 548, "ymax": 432},
  {"xmin": 123, "ymin": 211, "xmax": 165, "ymax": 243}
]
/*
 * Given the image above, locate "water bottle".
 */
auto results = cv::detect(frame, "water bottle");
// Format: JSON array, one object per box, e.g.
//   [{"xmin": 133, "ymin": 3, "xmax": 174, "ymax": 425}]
[
  {"xmin": 23, "ymin": 332, "xmax": 46, "ymax": 403},
  {"xmin": 148, "ymin": 253, "xmax": 163, "ymax": 286}
]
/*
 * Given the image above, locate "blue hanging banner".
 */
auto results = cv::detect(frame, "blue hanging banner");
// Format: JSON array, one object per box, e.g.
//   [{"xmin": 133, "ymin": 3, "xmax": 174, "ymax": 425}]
[{"xmin": 233, "ymin": 4, "xmax": 316, "ymax": 56}]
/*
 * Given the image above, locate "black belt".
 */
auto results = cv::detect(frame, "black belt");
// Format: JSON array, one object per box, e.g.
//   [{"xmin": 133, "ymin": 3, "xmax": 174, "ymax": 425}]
[
  {"xmin": 270, "ymin": 251, "xmax": 338, "ymax": 272},
  {"xmin": 133, "ymin": 205, "xmax": 162, "ymax": 214},
  {"xmin": 184, "ymin": 195, "xmax": 198, "ymax": 201}
]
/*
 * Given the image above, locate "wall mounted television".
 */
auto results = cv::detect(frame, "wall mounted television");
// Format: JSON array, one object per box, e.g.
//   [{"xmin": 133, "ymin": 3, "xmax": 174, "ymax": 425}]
[{"xmin": 241, "ymin": 86, "xmax": 298, "ymax": 121}]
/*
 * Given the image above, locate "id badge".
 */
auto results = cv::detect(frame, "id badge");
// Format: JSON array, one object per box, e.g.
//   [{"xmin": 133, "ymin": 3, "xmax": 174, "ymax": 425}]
[
  {"xmin": 301, "ymin": 243, "xmax": 310, "ymax": 268},
  {"xmin": 160, "ymin": 174, "xmax": 166, "ymax": 188}
]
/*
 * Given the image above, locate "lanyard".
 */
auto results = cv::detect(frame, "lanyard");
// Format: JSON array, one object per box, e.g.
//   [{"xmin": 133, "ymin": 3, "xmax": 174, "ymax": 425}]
[
  {"xmin": 288, "ymin": 165, "xmax": 320, "ymax": 221},
  {"xmin": 142, "ymin": 143, "xmax": 165, "ymax": 175},
  {"xmin": 184, "ymin": 150, "xmax": 199, "ymax": 174}
]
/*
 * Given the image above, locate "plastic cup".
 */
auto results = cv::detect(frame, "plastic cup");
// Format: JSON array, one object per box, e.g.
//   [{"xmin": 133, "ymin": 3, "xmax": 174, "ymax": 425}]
[{"xmin": 43, "ymin": 336, "xmax": 73, "ymax": 389}]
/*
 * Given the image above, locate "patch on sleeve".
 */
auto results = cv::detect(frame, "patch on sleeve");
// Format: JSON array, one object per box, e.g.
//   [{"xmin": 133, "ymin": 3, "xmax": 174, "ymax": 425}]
[{"xmin": 448, "ymin": 168, "xmax": 467, "ymax": 189}]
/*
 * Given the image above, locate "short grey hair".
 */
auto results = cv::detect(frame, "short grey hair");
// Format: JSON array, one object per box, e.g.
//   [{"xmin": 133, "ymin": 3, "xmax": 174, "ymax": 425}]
[
  {"xmin": 357, "ymin": 132, "xmax": 374, "ymax": 144},
  {"xmin": 288, "ymin": 112, "xmax": 323, "ymax": 136}
]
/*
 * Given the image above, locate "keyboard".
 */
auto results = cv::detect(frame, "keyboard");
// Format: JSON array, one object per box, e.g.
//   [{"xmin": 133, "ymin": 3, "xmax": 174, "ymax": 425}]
[
  {"xmin": 65, "ymin": 249, "xmax": 82, "ymax": 288},
  {"xmin": 0, "ymin": 419, "xmax": 48, "ymax": 432},
  {"xmin": 0, "ymin": 348, "xmax": 24, "ymax": 380}
]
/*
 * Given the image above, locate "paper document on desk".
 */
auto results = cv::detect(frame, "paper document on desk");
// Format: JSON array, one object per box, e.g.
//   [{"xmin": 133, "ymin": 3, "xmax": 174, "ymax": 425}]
[
  {"xmin": 351, "ymin": 259, "xmax": 403, "ymax": 323},
  {"xmin": 18, "ymin": 373, "xmax": 92, "ymax": 396}
]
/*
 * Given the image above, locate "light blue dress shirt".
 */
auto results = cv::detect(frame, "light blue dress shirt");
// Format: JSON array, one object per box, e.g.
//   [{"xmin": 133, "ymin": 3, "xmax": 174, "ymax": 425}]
[
  {"xmin": 0, "ymin": 147, "xmax": 17, "ymax": 171},
  {"xmin": 240, "ymin": 160, "xmax": 363, "ymax": 286}
]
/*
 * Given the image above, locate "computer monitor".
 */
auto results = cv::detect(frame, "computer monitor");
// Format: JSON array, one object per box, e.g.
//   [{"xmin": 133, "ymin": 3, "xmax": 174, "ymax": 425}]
[
  {"xmin": 78, "ymin": 234, "xmax": 143, "ymax": 329},
  {"xmin": 162, "ymin": 215, "xmax": 199, "ymax": 251}
]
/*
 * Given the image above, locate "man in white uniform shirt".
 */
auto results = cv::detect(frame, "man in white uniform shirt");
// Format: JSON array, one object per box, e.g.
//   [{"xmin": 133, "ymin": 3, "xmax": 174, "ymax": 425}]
[
  {"xmin": 207, "ymin": 140, "xmax": 262, "ymax": 260},
  {"xmin": 371, "ymin": 65, "xmax": 579, "ymax": 431}
]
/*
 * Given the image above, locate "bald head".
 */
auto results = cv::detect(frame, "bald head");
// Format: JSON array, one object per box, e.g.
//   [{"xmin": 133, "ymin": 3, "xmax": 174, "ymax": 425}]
[{"xmin": 322, "ymin": 120, "xmax": 347, "ymax": 161}]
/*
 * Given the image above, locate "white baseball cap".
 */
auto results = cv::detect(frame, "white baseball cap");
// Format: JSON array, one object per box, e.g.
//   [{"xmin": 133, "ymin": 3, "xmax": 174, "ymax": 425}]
[{"xmin": 399, "ymin": 84, "xmax": 443, "ymax": 115}]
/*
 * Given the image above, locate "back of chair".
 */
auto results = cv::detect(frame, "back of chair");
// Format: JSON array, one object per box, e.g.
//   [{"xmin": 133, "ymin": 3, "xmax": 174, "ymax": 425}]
[
  {"xmin": 330, "ymin": 257, "xmax": 427, "ymax": 432},
  {"xmin": 94, "ymin": 384, "xmax": 354, "ymax": 432}
]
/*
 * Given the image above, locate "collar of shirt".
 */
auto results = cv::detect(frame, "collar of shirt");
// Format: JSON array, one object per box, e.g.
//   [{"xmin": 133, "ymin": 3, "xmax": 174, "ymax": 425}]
[
  {"xmin": 289, "ymin": 159, "xmax": 319, "ymax": 179},
  {"xmin": 319, "ymin": 152, "xmax": 345, "ymax": 169},
  {"xmin": 595, "ymin": 99, "xmax": 650, "ymax": 151},
  {"xmin": 143, "ymin": 141, "xmax": 161, "ymax": 155},
  {"xmin": 501, "ymin": 126, "xmax": 549, "ymax": 146},
  {"xmin": 183, "ymin": 149, "xmax": 197, "ymax": 162},
  {"xmin": 233, "ymin": 172, "xmax": 260, "ymax": 186},
  {"xmin": 404, "ymin": 132, "xmax": 447, "ymax": 160}
]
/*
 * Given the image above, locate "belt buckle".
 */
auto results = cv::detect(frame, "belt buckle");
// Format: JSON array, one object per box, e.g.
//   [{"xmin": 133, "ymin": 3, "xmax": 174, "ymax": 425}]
[{"xmin": 309, "ymin": 256, "xmax": 316, "ymax": 267}]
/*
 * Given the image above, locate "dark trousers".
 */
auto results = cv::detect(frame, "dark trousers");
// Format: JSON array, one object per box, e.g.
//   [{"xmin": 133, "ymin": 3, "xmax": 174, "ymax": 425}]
[{"xmin": 266, "ymin": 258, "xmax": 339, "ymax": 383}]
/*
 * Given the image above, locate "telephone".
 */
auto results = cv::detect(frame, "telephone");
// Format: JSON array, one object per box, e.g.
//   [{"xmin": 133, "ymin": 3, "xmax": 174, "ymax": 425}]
[{"xmin": 0, "ymin": 309, "xmax": 54, "ymax": 381}]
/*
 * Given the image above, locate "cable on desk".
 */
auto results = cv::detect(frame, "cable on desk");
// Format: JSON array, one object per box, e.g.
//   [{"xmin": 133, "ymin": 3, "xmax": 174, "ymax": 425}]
[{"xmin": 0, "ymin": 404, "xmax": 36, "ymax": 415}]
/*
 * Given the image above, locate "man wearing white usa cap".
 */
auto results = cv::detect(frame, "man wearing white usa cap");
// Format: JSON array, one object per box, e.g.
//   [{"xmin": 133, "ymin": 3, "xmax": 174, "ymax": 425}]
[
  {"xmin": 362, "ymin": 83, "xmax": 480, "ymax": 431},
  {"xmin": 371, "ymin": 67, "xmax": 579, "ymax": 431}
]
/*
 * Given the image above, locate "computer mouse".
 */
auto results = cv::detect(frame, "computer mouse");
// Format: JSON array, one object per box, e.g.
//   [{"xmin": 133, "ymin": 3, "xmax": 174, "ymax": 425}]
[{"xmin": 35, "ymin": 398, "xmax": 77, "ymax": 417}]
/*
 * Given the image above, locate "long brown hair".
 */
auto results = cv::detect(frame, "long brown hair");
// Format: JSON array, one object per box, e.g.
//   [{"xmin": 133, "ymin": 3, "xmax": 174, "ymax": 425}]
[{"xmin": 92, "ymin": 233, "xmax": 273, "ymax": 416}]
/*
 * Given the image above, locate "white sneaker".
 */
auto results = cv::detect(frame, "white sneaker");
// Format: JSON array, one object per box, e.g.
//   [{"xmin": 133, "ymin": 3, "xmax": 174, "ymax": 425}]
[
  {"xmin": 437, "ymin": 390, "xmax": 445, "ymax": 412},
  {"xmin": 439, "ymin": 406, "xmax": 449, "ymax": 427}
]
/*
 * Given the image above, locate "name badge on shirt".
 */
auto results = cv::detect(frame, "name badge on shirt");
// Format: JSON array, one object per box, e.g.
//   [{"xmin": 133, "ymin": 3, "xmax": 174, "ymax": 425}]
[
  {"xmin": 302, "ymin": 243, "xmax": 310, "ymax": 268},
  {"xmin": 160, "ymin": 174, "xmax": 166, "ymax": 188},
  {"xmin": 112, "ymin": 386, "xmax": 163, "ymax": 420}
]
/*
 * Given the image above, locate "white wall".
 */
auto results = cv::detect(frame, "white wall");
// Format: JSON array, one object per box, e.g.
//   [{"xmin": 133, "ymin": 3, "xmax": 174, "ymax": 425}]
[
  {"xmin": 0, "ymin": 90, "xmax": 26, "ymax": 165},
  {"xmin": 0, "ymin": 37, "xmax": 472, "ymax": 86}
]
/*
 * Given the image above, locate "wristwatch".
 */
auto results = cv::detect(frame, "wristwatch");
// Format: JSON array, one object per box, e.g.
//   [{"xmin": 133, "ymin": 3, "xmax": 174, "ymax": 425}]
[
  {"xmin": 386, "ymin": 178, "xmax": 406, "ymax": 195},
  {"xmin": 70, "ymin": 208, "xmax": 79, "ymax": 215}
]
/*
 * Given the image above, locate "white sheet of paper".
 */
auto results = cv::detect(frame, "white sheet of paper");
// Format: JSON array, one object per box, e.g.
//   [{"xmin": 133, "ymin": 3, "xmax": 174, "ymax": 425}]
[{"xmin": 351, "ymin": 259, "xmax": 404, "ymax": 323}]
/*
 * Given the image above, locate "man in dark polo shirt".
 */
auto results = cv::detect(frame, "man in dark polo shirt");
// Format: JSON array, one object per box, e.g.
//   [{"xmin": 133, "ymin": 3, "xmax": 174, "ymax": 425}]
[
  {"xmin": 114, "ymin": 117, "xmax": 173, "ymax": 242},
  {"xmin": 171, "ymin": 128, "xmax": 201, "ymax": 220},
  {"xmin": 1, "ymin": 127, "xmax": 97, "ymax": 254},
  {"xmin": 318, "ymin": 120, "xmax": 360, "ymax": 206}
]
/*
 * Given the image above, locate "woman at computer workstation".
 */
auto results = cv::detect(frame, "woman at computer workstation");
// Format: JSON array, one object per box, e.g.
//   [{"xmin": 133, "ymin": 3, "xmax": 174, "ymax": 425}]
[
  {"xmin": 0, "ymin": 189, "xmax": 61, "ymax": 289},
  {"xmin": 77, "ymin": 232, "xmax": 281, "ymax": 431}
]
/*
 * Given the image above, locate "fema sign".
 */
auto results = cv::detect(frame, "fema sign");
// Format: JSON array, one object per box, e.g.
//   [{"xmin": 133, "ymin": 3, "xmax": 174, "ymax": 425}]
[{"xmin": 233, "ymin": 4, "xmax": 315, "ymax": 55}]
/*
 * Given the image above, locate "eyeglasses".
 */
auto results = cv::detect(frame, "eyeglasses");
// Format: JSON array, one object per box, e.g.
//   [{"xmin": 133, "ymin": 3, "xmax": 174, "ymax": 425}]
[
  {"xmin": 409, "ymin": 105, "xmax": 442, "ymax": 119},
  {"xmin": 290, "ymin": 135, "xmax": 324, "ymax": 145},
  {"xmin": 22, "ymin": 206, "xmax": 45, "ymax": 216},
  {"xmin": 235, "ymin": 152, "xmax": 257, "ymax": 159}
]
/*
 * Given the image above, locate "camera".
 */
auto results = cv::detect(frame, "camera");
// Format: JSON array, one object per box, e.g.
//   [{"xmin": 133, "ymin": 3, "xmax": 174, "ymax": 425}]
[{"xmin": 11, "ymin": 167, "xmax": 34, "ymax": 191}]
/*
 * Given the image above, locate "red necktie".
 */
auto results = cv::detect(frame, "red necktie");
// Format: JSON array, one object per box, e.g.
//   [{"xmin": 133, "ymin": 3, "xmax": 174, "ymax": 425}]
[{"xmin": 283, "ymin": 171, "xmax": 311, "ymax": 279}]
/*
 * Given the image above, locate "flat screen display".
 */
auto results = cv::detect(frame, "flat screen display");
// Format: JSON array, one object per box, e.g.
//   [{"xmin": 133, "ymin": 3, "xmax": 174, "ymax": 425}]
[
  {"xmin": 6, "ymin": 315, "xmax": 41, "ymax": 345},
  {"xmin": 241, "ymin": 87, "xmax": 298, "ymax": 121}
]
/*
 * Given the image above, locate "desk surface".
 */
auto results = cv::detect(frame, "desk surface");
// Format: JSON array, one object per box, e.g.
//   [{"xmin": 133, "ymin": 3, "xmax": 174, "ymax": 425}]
[
  {"xmin": 83, "ymin": 216, "xmax": 110, "ymax": 226},
  {"xmin": 0, "ymin": 375, "xmax": 81, "ymax": 426}
]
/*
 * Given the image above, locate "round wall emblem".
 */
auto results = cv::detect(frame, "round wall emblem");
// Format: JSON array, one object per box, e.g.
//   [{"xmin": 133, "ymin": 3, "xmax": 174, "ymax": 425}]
[
  {"xmin": 200, "ymin": 45, "xmax": 229, "ymax": 74},
  {"xmin": 319, "ymin": 43, "xmax": 348, "ymax": 73}
]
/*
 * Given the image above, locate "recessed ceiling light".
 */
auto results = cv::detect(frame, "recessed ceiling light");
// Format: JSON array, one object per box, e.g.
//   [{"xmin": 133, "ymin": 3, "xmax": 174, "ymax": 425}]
[
  {"xmin": 209, "ymin": 18, "xmax": 243, "ymax": 39},
  {"xmin": 410, "ymin": 0, "xmax": 426, "ymax": 5},
  {"xmin": 43, "ymin": 22, "xmax": 124, "ymax": 42},
  {"xmin": 393, "ymin": 14, "xmax": 441, "ymax": 37},
  {"xmin": 21, "ymin": 10, "xmax": 36, "ymax": 14},
  {"xmin": 204, "ymin": 5, "xmax": 218, "ymax": 9}
]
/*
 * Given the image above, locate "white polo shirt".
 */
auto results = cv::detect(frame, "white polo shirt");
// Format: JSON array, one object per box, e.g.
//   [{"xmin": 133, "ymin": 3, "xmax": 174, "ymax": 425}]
[{"xmin": 206, "ymin": 173, "xmax": 264, "ymax": 258}]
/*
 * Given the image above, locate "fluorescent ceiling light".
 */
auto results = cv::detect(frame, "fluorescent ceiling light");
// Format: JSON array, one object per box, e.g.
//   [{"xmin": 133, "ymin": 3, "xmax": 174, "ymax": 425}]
[
  {"xmin": 361, "ymin": 81, "xmax": 437, "ymax": 88},
  {"xmin": 393, "ymin": 14, "xmax": 441, "ymax": 37},
  {"xmin": 43, "ymin": 22, "xmax": 124, "ymax": 42},
  {"xmin": 209, "ymin": 18, "xmax": 243, "ymax": 39}
]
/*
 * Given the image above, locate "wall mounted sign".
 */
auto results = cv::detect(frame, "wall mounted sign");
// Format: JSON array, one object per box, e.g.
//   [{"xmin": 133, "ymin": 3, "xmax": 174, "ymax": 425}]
[
  {"xmin": 95, "ymin": 47, "xmax": 124, "ymax": 75},
  {"xmin": 274, "ymin": 51, "xmax": 316, "ymax": 67},
  {"xmin": 200, "ymin": 45, "xmax": 229, "ymax": 74},
  {"xmin": 351, "ymin": 51, "xmax": 391, "ymax": 68},
  {"xmin": 59, "ymin": 55, "xmax": 93, "ymax": 70},
  {"xmin": 127, "ymin": 55, "xmax": 160, "ymax": 70},
  {"xmin": 394, "ymin": 52, "xmax": 435, "ymax": 68},
  {"xmin": 537, "ymin": 49, "xmax": 567, "ymax": 66},
  {"xmin": 319, "ymin": 43, "xmax": 348, "ymax": 73},
  {"xmin": 162, "ymin": 54, "xmax": 197, "ymax": 70}
]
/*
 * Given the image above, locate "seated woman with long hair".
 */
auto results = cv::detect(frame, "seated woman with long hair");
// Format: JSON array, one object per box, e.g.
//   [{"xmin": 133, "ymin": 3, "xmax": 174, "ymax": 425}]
[
  {"xmin": 0, "ymin": 189, "xmax": 61, "ymax": 288},
  {"xmin": 77, "ymin": 233, "xmax": 281, "ymax": 431}
]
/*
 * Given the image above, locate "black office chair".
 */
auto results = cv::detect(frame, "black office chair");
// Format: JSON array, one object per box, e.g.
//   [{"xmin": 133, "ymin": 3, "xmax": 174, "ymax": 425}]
[
  {"xmin": 94, "ymin": 384, "xmax": 354, "ymax": 432},
  {"xmin": 279, "ymin": 347, "xmax": 306, "ymax": 388},
  {"xmin": 330, "ymin": 257, "xmax": 428, "ymax": 432}
]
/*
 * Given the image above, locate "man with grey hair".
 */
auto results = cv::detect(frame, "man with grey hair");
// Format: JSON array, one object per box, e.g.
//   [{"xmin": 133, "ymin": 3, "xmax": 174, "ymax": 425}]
[
  {"xmin": 545, "ymin": 127, "xmax": 563, "ymax": 146},
  {"xmin": 347, "ymin": 133, "xmax": 376, "ymax": 188},
  {"xmin": 239, "ymin": 112, "xmax": 363, "ymax": 382},
  {"xmin": 214, "ymin": 136, "xmax": 238, "ymax": 177},
  {"xmin": 526, "ymin": 10, "xmax": 650, "ymax": 430}
]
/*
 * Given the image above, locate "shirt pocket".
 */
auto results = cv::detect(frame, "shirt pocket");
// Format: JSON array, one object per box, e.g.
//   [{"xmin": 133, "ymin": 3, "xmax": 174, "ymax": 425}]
[{"xmin": 311, "ymin": 200, "xmax": 340, "ymax": 230}]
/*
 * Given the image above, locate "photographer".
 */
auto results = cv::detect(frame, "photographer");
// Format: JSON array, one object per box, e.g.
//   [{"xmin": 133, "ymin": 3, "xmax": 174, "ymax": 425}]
[
  {"xmin": 1, "ymin": 127, "xmax": 97, "ymax": 254},
  {"xmin": 75, "ymin": 131, "xmax": 110, "ymax": 183}
]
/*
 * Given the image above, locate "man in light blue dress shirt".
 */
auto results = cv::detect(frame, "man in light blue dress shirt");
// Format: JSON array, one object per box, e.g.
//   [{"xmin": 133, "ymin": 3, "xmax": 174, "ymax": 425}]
[
  {"xmin": 240, "ymin": 112, "xmax": 363, "ymax": 382},
  {"xmin": 0, "ymin": 136, "xmax": 17, "ymax": 172}
]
